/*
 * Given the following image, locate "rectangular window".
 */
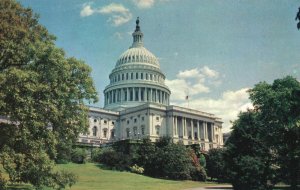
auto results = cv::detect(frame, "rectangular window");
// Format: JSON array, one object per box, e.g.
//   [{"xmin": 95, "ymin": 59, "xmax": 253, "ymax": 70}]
[
  {"xmin": 126, "ymin": 73, "xmax": 129, "ymax": 80},
  {"xmin": 136, "ymin": 73, "xmax": 138, "ymax": 79},
  {"xmin": 141, "ymin": 73, "xmax": 143, "ymax": 79},
  {"xmin": 122, "ymin": 74, "xmax": 124, "ymax": 80},
  {"xmin": 131, "ymin": 73, "xmax": 133, "ymax": 79}
]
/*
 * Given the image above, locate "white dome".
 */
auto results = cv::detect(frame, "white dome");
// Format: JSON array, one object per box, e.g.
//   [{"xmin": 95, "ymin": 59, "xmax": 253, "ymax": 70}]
[{"xmin": 116, "ymin": 46, "xmax": 159, "ymax": 67}]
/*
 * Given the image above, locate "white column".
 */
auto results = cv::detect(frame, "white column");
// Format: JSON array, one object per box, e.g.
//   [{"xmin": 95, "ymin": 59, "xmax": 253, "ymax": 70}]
[
  {"xmin": 143, "ymin": 88, "xmax": 146, "ymax": 101},
  {"xmin": 138, "ymin": 87, "xmax": 141, "ymax": 101},
  {"xmin": 197, "ymin": 120, "xmax": 200, "ymax": 141},
  {"xmin": 120, "ymin": 88, "xmax": 124, "ymax": 102},
  {"xmin": 172, "ymin": 116, "xmax": 176, "ymax": 136},
  {"xmin": 204, "ymin": 122, "xmax": 208, "ymax": 141},
  {"xmin": 175, "ymin": 116, "xmax": 178, "ymax": 136},
  {"xmin": 133, "ymin": 88, "xmax": 135, "ymax": 101},
  {"xmin": 183, "ymin": 117, "xmax": 187, "ymax": 138},
  {"xmin": 150, "ymin": 89, "xmax": 153, "ymax": 102},
  {"xmin": 191, "ymin": 119, "xmax": 194, "ymax": 140}
]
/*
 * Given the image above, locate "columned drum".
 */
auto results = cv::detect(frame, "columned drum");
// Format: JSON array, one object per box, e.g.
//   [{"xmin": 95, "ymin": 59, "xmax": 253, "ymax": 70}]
[{"xmin": 104, "ymin": 17, "xmax": 171, "ymax": 111}]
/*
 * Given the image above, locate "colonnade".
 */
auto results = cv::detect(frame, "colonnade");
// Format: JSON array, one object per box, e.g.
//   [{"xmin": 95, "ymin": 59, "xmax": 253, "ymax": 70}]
[
  {"xmin": 105, "ymin": 87, "xmax": 170, "ymax": 106},
  {"xmin": 172, "ymin": 116, "xmax": 215, "ymax": 142}
]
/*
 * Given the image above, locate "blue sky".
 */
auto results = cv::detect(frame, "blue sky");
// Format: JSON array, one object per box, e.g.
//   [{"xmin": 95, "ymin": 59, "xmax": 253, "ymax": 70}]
[{"xmin": 19, "ymin": 0, "xmax": 300, "ymax": 131}]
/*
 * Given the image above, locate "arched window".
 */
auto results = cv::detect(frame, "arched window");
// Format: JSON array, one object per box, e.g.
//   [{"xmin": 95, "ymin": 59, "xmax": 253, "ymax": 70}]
[
  {"xmin": 92, "ymin": 126, "xmax": 97, "ymax": 136},
  {"xmin": 111, "ymin": 129, "xmax": 115, "ymax": 138},
  {"xmin": 103, "ymin": 128, "xmax": 107, "ymax": 138}
]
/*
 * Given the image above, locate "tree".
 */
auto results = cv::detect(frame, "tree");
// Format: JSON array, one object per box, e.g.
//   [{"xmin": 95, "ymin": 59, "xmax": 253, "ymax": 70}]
[
  {"xmin": 249, "ymin": 76, "xmax": 300, "ymax": 189},
  {"xmin": 224, "ymin": 111, "xmax": 274, "ymax": 190},
  {"xmin": 0, "ymin": 0, "xmax": 97, "ymax": 189},
  {"xmin": 206, "ymin": 148, "xmax": 226, "ymax": 182}
]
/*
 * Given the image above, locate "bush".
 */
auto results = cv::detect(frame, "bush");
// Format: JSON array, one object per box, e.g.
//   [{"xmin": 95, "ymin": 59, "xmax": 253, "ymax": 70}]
[
  {"xmin": 188, "ymin": 148, "xmax": 207, "ymax": 181},
  {"xmin": 97, "ymin": 147, "xmax": 131, "ymax": 170},
  {"xmin": 91, "ymin": 148, "xmax": 102, "ymax": 162},
  {"xmin": 0, "ymin": 174, "xmax": 7, "ymax": 190},
  {"xmin": 52, "ymin": 170, "xmax": 78, "ymax": 190},
  {"xmin": 190, "ymin": 166, "xmax": 207, "ymax": 181},
  {"xmin": 206, "ymin": 148, "xmax": 226, "ymax": 182},
  {"xmin": 71, "ymin": 148, "xmax": 87, "ymax": 164},
  {"xmin": 130, "ymin": 164, "xmax": 144, "ymax": 174}
]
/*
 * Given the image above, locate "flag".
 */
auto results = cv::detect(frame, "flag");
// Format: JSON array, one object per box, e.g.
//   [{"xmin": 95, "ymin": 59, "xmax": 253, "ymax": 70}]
[{"xmin": 185, "ymin": 95, "xmax": 189, "ymax": 100}]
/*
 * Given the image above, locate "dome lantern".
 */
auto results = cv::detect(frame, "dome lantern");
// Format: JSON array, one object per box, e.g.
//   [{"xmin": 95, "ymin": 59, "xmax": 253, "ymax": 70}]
[{"xmin": 131, "ymin": 17, "xmax": 144, "ymax": 48}]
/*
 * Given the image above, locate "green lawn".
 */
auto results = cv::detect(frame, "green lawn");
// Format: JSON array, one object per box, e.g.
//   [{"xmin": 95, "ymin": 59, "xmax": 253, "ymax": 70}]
[{"xmin": 6, "ymin": 163, "xmax": 219, "ymax": 190}]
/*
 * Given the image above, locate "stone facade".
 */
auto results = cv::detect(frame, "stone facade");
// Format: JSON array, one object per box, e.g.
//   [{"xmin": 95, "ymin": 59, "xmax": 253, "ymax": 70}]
[{"xmin": 78, "ymin": 18, "xmax": 223, "ymax": 150}]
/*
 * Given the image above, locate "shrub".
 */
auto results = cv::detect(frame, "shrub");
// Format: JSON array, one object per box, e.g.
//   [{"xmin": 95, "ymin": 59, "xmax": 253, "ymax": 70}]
[
  {"xmin": 190, "ymin": 165, "xmax": 207, "ymax": 181},
  {"xmin": 206, "ymin": 148, "xmax": 226, "ymax": 182},
  {"xmin": 157, "ymin": 143, "xmax": 192, "ymax": 180},
  {"xmin": 52, "ymin": 170, "xmax": 78, "ymax": 190},
  {"xmin": 91, "ymin": 148, "xmax": 102, "ymax": 162},
  {"xmin": 71, "ymin": 148, "xmax": 87, "ymax": 164},
  {"xmin": 0, "ymin": 174, "xmax": 7, "ymax": 190},
  {"xmin": 130, "ymin": 164, "xmax": 144, "ymax": 174},
  {"xmin": 98, "ymin": 147, "xmax": 131, "ymax": 170},
  {"xmin": 188, "ymin": 148, "xmax": 207, "ymax": 181}
]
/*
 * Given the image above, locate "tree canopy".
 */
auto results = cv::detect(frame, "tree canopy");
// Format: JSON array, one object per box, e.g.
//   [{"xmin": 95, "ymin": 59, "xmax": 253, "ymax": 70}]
[
  {"xmin": 0, "ymin": 0, "xmax": 98, "ymax": 189},
  {"xmin": 225, "ymin": 76, "xmax": 300, "ymax": 190}
]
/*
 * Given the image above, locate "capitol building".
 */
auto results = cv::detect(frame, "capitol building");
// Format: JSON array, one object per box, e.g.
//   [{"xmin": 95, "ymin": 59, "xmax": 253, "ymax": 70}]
[{"xmin": 79, "ymin": 18, "xmax": 223, "ymax": 151}]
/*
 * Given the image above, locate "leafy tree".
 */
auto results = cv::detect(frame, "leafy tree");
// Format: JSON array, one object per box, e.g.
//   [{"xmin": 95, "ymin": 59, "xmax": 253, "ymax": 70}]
[
  {"xmin": 206, "ymin": 148, "xmax": 226, "ymax": 182},
  {"xmin": 71, "ymin": 148, "xmax": 87, "ymax": 164},
  {"xmin": 224, "ymin": 111, "xmax": 274, "ymax": 190},
  {"xmin": 0, "ymin": 0, "xmax": 97, "ymax": 189},
  {"xmin": 249, "ymin": 76, "xmax": 300, "ymax": 189},
  {"xmin": 156, "ymin": 143, "xmax": 193, "ymax": 180}
]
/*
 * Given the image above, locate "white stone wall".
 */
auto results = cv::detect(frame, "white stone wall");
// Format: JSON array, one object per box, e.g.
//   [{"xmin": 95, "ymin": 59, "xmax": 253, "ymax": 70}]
[{"xmin": 79, "ymin": 104, "xmax": 224, "ymax": 150}]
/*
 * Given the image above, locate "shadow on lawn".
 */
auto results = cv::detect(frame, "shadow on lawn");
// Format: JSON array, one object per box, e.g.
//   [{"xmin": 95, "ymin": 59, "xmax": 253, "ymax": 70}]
[
  {"xmin": 7, "ymin": 184, "xmax": 32, "ymax": 190},
  {"xmin": 94, "ymin": 163, "xmax": 128, "ymax": 172}
]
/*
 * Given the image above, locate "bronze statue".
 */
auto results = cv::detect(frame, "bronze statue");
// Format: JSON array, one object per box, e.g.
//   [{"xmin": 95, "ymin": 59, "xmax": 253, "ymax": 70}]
[{"xmin": 295, "ymin": 7, "xmax": 300, "ymax": 30}]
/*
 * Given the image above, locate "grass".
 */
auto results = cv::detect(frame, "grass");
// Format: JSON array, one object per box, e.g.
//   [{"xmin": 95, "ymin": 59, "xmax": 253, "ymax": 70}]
[{"xmin": 6, "ymin": 163, "xmax": 219, "ymax": 190}]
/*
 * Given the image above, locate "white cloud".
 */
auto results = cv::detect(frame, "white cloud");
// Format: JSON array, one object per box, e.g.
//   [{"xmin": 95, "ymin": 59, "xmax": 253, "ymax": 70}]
[
  {"xmin": 167, "ymin": 66, "xmax": 252, "ymax": 132},
  {"xmin": 174, "ymin": 88, "xmax": 253, "ymax": 132},
  {"xmin": 200, "ymin": 66, "xmax": 219, "ymax": 78},
  {"xmin": 80, "ymin": 3, "xmax": 132, "ymax": 26},
  {"xmin": 80, "ymin": 4, "xmax": 94, "ymax": 17},
  {"xmin": 131, "ymin": 0, "xmax": 170, "ymax": 9},
  {"xmin": 132, "ymin": 0, "xmax": 155, "ymax": 9},
  {"xmin": 177, "ymin": 68, "xmax": 201, "ymax": 79},
  {"xmin": 166, "ymin": 66, "xmax": 220, "ymax": 101}
]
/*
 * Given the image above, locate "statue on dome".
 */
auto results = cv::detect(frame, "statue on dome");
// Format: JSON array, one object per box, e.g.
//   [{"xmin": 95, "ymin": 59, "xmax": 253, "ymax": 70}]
[
  {"xmin": 135, "ymin": 17, "xmax": 140, "ymax": 32},
  {"xmin": 296, "ymin": 7, "xmax": 300, "ymax": 30}
]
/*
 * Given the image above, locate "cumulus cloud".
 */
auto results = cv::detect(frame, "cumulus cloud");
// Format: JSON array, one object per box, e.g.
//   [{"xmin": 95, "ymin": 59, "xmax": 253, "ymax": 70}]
[
  {"xmin": 167, "ymin": 66, "xmax": 252, "ymax": 132},
  {"xmin": 80, "ymin": 3, "xmax": 132, "ymax": 26},
  {"xmin": 175, "ymin": 88, "xmax": 252, "ymax": 132},
  {"xmin": 166, "ymin": 66, "xmax": 221, "ymax": 101},
  {"xmin": 80, "ymin": 4, "xmax": 94, "ymax": 17},
  {"xmin": 200, "ymin": 66, "xmax": 219, "ymax": 78},
  {"xmin": 131, "ymin": 0, "xmax": 170, "ymax": 9},
  {"xmin": 132, "ymin": 0, "xmax": 155, "ymax": 9}
]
